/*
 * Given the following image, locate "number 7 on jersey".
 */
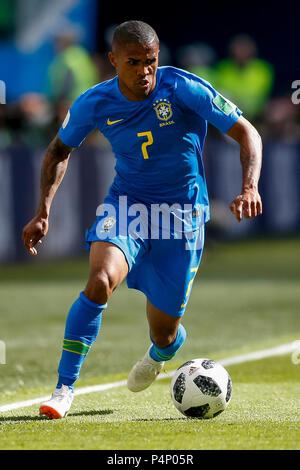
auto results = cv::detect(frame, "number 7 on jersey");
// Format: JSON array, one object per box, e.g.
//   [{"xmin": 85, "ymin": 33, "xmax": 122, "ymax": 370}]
[{"xmin": 137, "ymin": 131, "xmax": 153, "ymax": 159}]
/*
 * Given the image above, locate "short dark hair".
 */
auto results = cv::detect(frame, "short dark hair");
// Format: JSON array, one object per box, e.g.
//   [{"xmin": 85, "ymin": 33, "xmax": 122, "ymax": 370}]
[{"xmin": 112, "ymin": 20, "xmax": 159, "ymax": 51}]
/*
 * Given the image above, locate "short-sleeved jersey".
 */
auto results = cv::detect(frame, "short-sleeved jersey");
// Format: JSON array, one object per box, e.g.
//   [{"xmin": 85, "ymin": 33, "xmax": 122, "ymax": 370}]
[{"xmin": 59, "ymin": 66, "xmax": 242, "ymax": 230}]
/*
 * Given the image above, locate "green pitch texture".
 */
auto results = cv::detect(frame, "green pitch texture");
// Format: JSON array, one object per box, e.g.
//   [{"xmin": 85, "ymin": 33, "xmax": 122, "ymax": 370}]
[{"xmin": 0, "ymin": 236, "xmax": 299, "ymax": 449}]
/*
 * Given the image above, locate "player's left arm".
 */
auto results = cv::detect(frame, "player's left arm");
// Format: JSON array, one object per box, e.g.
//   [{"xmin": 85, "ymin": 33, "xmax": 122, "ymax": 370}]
[{"xmin": 226, "ymin": 115, "xmax": 263, "ymax": 222}]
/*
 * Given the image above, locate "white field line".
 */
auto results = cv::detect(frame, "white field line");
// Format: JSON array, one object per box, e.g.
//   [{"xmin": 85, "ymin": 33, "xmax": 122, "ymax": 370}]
[{"xmin": 0, "ymin": 341, "xmax": 298, "ymax": 413}]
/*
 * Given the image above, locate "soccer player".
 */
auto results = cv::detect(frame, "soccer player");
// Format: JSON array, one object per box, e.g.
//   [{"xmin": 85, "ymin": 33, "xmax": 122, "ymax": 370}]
[{"xmin": 22, "ymin": 21, "xmax": 262, "ymax": 419}]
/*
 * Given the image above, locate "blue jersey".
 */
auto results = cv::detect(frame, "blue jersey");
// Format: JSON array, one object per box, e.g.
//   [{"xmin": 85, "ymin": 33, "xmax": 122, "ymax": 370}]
[{"xmin": 59, "ymin": 66, "xmax": 242, "ymax": 229}]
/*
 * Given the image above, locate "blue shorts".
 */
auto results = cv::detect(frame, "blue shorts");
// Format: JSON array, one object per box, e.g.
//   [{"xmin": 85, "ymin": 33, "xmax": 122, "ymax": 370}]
[{"xmin": 85, "ymin": 197, "xmax": 205, "ymax": 317}]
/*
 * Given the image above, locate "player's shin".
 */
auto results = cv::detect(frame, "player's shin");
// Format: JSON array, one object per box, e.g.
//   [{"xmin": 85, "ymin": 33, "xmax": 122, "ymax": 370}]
[
  {"xmin": 57, "ymin": 291, "xmax": 107, "ymax": 390},
  {"xmin": 149, "ymin": 323, "xmax": 187, "ymax": 362}
]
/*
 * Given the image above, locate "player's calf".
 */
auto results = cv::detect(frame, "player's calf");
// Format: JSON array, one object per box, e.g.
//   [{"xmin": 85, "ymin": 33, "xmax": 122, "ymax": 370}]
[
  {"xmin": 149, "ymin": 323, "xmax": 187, "ymax": 361},
  {"xmin": 127, "ymin": 324, "xmax": 187, "ymax": 392}
]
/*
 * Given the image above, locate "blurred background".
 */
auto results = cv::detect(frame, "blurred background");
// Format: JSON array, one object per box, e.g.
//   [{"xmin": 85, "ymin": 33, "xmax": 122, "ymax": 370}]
[
  {"xmin": 0, "ymin": 1, "xmax": 300, "ymax": 425},
  {"xmin": 0, "ymin": 0, "xmax": 299, "ymax": 262}
]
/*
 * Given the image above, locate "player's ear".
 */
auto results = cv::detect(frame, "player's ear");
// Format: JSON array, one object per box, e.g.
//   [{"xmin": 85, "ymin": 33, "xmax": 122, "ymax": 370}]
[{"xmin": 108, "ymin": 51, "xmax": 116, "ymax": 68}]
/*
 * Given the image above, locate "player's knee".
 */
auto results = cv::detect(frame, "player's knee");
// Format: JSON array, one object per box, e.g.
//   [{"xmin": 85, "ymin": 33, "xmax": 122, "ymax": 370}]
[{"xmin": 86, "ymin": 269, "xmax": 117, "ymax": 303}]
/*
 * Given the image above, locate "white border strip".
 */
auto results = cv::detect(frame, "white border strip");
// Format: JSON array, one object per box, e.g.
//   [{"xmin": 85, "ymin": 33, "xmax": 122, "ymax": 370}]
[{"xmin": 0, "ymin": 341, "xmax": 298, "ymax": 413}]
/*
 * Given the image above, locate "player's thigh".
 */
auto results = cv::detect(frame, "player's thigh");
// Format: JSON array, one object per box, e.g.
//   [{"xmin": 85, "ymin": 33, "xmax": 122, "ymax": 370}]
[
  {"xmin": 86, "ymin": 241, "xmax": 129, "ymax": 298},
  {"xmin": 146, "ymin": 299, "xmax": 182, "ymax": 348}
]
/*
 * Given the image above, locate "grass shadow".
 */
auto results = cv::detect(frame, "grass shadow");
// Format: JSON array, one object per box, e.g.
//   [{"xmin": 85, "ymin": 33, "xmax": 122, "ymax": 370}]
[
  {"xmin": 0, "ymin": 408, "xmax": 114, "ymax": 422},
  {"xmin": 68, "ymin": 409, "xmax": 114, "ymax": 417},
  {"xmin": 134, "ymin": 417, "xmax": 187, "ymax": 422},
  {"xmin": 0, "ymin": 414, "xmax": 46, "ymax": 422}
]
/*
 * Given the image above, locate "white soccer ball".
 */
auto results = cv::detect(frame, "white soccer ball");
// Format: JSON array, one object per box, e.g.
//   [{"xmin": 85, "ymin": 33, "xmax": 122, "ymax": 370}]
[{"xmin": 170, "ymin": 358, "xmax": 232, "ymax": 419}]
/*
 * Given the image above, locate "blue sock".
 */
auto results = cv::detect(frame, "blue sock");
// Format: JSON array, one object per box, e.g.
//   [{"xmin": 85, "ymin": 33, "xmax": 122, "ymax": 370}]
[
  {"xmin": 149, "ymin": 323, "xmax": 187, "ymax": 362},
  {"xmin": 57, "ymin": 292, "xmax": 107, "ymax": 390}
]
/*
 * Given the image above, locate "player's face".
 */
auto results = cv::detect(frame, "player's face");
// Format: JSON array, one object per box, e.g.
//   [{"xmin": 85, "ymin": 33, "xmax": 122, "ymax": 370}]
[{"xmin": 109, "ymin": 42, "xmax": 159, "ymax": 101}]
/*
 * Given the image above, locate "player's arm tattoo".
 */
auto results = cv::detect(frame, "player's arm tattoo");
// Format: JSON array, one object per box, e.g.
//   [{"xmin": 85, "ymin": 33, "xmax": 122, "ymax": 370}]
[
  {"xmin": 239, "ymin": 129, "xmax": 262, "ymax": 192},
  {"xmin": 226, "ymin": 116, "xmax": 262, "ymax": 191},
  {"xmin": 226, "ymin": 115, "xmax": 262, "ymax": 221},
  {"xmin": 37, "ymin": 135, "xmax": 73, "ymax": 218}
]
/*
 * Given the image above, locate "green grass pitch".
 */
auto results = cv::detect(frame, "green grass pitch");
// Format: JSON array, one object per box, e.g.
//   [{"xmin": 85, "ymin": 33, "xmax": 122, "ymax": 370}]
[{"xmin": 0, "ymin": 236, "xmax": 299, "ymax": 450}]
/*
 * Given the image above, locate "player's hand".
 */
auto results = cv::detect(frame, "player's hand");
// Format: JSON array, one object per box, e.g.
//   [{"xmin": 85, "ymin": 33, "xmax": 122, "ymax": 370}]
[
  {"xmin": 22, "ymin": 216, "xmax": 49, "ymax": 255},
  {"xmin": 230, "ymin": 188, "xmax": 262, "ymax": 222}
]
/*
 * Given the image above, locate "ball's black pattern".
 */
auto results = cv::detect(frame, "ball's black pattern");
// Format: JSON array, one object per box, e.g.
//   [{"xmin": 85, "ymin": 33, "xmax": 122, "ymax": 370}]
[
  {"xmin": 201, "ymin": 359, "xmax": 216, "ymax": 369},
  {"xmin": 226, "ymin": 376, "xmax": 232, "ymax": 402},
  {"xmin": 172, "ymin": 372, "xmax": 186, "ymax": 404},
  {"xmin": 193, "ymin": 375, "xmax": 222, "ymax": 397},
  {"xmin": 184, "ymin": 403, "xmax": 210, "ymax": 418}
]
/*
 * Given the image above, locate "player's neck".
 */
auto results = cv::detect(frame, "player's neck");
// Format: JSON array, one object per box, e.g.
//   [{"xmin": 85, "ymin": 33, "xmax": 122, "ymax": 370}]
[{"xmin": 118, "ymin": 77, "xmax": 157, "ymax": 102}]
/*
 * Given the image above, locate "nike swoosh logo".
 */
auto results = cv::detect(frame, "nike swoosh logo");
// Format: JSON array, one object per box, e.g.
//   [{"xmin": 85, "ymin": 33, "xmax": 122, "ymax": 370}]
[{"xmin": 107, "ymin": 118, "xmax": 124, "ymax": 125}]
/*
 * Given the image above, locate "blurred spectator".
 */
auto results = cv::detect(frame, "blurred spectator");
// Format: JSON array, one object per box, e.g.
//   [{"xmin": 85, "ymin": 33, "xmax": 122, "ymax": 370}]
[
  {"xmin": 47, "ymin": 28, "xmax": 100, "ymax": 104},
  {"xmin": 0, "ymin": 93, "xmax": 54, "ymax": 148},
  {"xmin": 0, "ymin": 104, "xmax": 12, "ymax": 149},
  {"xmin": 215, "ymin": 34, "xmax": 274, "ymax": 120},
  {"xmin": 261, "ymin": 95, "xmax": 300, "ymax": 142},
  {"xmin": 18, "ymin": 92, "xmax": 54, "ymax": 146},
  {"xmin": 91, "ymin": 52, "xmax": 115, "ymax": 82},
  {"xmin": 176, "ymin": 42, "xmax": 217, "ymax": 85},
  {"xmin": 19, "ymin": 93, "xmax": 52, "ymax": 128}
]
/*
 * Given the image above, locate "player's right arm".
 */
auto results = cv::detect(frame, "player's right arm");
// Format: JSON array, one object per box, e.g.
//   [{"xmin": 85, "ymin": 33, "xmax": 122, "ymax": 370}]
[
  {"xmin": 22, "ymin": 86, "xmax": 97, "ymax": 255},
  {"xmin": 22, "ymin": 135, "xmax": 72, "ymax": 255}
]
